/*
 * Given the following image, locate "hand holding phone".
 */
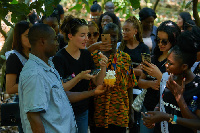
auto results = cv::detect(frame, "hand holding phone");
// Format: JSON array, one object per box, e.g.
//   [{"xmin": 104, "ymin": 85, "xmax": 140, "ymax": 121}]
[{"xmin": 101, "ymin": 34, "xmax": 111, "ymax": 44}]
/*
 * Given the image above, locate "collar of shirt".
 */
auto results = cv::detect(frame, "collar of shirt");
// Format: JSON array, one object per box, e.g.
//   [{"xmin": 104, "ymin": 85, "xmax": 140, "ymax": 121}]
[{"xmin": 29, "ymin": 53, "xmax": 55, "ymax": 72}]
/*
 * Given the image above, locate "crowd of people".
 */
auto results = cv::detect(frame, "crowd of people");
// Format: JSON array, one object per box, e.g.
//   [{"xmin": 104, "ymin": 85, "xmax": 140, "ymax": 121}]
[{"xmin": 3, "ymin": 1, "xmax": 200, "ymax": 133}]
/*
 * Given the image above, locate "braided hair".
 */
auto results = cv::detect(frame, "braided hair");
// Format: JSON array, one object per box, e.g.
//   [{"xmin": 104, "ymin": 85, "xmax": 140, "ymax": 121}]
[{"xmin": 118, "ymin": 16, "xmax": 143, "ymax": 51}]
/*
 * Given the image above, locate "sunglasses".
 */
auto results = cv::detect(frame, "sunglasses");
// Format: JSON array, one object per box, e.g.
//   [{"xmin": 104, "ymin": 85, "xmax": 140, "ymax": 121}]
[
  {"xmin": 156, "ymin": 37, "xmax": 169, "ymax": 46},
  {"xmin": 88, "ymin": 32, "xmax": 99, "ymax": 38}
]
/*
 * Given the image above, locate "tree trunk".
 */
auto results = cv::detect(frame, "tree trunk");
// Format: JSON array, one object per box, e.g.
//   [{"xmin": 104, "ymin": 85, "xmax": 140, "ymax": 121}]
[
  {"xmin": 193, "ymin": 0, "xmax": 200, "ymax": 27},
  {"xmin": 153, "ymin": 0, "xmax": 160, "ymax": 11},
  {"xmin": 0, "ymin": 28, "xmax": 14, "ymax": 68}
]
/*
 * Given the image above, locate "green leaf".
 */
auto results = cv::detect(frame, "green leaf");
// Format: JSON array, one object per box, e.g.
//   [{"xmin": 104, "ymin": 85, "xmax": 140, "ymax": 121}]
[
  {"xmin": 129, "ymin": 0, "xmax": 140, "ymax": 10},
  {"xmin": 10, "ymin": 0, "xmax": 18, "ymax": 4},
  {"xmin": 198, "ymin": 2, "xmax": 200, "ymax": 12},
  {"xmin": 185, "ymin": 1, "xmax": 192, "ymax": 9},
  {"xmin": 68, "ymin": 4, "xmax": 82, "ymax": 12}
]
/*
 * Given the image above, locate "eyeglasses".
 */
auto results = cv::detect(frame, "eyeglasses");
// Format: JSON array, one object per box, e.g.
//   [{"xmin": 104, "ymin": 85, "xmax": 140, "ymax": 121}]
[
  {"xmin": 156, "ymin": 37, "xmax": 169, "ymax": 46},
  {"xmin": 88, "ymin": 32, "xmax": 99, "ymax": 38}
]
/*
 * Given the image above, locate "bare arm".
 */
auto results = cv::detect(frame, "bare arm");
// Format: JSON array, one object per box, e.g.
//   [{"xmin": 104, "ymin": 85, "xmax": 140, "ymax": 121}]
[
  {"xmin": 92, "ymin": 53, "xmax": 108, "ymax": 85},
  {"xmin": 66, "ymin": 85, "xmax": 107, "ymax": 103},
  {"xmin": 138, "ymin": 72, "xmax": 159, "ymax": 90},
  {"xmin": 6, "ymin": 74, "xmax": 18, "ymax": 94},
  {"xmin": 27, "ymin": 112, "xmax": 45, "ymax": 133},
  {"xmin": 62, "ymin": 70, "xmax": 95, "ymax": 91}
]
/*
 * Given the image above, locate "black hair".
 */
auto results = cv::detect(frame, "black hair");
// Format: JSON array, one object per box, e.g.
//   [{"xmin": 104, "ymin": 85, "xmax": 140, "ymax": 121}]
[
  {"xmin": 103, "ymin": 22, "xmax": 119, "ymax": 34},
  {"xmin": 12, "ymin": 21, "xmax": 31, "ymax": 59},
  {"xmin": 98, "ymin": 12, "xmax": 121, "ymax": 41},
  {"xmin": 170, "ymin": 27, "xmax": 200, "ymax": 69},
  {"xmin": 153, "ymin": 20, "xmax": 181, "ymax": 59},
  {"xmin": 28, "ymin": 23, "xmax": 54, "ymax": 46},
  {"xmin": 179, "ymin": 12, "xmax": 196, "ymax": 31},
  {"xmin": 139, "ymin": 7, "xmax": 157, "ymax": 21},
  {"xmin": 90, "ymin": 1, "xmax": 102, "ymax": 12},
  {"xmin": 60, "ymin": 15, "xmax": 88, "ymax": 42},
  {"xmin": 171, "ymin": 31, "xmax": 197, "ymax": 69}
]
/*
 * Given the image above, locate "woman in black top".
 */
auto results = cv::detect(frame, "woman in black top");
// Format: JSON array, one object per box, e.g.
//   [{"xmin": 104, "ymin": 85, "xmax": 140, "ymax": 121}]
[
  {"xmin": 52, "ymin": 15, "xmax": 107, "ymax": 133},
  {"xmin": 142, "ymin": 31, "xmax": 200, "ymax": 133},
  {"xmin": 138, "ymin": 20, "xmax": 181, "ymax": 133},
  {"xmin": 6, "ymin": 21, "xmax": 31, "ymax": 133}
]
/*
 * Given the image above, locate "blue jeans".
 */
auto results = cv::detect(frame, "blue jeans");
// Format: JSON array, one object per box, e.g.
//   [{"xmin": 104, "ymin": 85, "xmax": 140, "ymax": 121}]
[
  {"xmin": 75, "ymin": 110, "xmax": 88, "ymax": 133},
  {"xmin": 140, "ymin": 106, "xmax": 154, "ymax": 133}
]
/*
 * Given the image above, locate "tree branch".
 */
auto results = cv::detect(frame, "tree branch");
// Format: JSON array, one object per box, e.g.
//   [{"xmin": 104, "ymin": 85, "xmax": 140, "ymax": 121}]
[
  {"xmin": 193, "ymin": 0, "xmax": 200, "ymax": 27},
  {"xmin": 153, "ymin": 0, "xmax": 160, "ymax": 11}
]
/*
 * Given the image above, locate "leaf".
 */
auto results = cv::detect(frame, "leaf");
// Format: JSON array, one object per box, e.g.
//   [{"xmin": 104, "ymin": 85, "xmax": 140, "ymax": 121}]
[
  {"xmin": 185, "ymin": 1, "xmax": 192, "ymax": 9},
  {"xmin": 129, "ymin": 0, "xmax": 140, "ymax": 10},
  {"xmin": 68, "ymin": 4, "xmax": 82, "ymax": 12},
  {"xmin": 10, "ymin": 0, "xmax": 18, "ymax": 4}
]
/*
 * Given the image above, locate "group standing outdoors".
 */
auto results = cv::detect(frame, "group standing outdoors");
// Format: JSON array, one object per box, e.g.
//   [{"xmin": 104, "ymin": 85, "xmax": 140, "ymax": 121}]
[{"xmin": 3, "ymin": 1, "xmax": 200, "ymax": 133}]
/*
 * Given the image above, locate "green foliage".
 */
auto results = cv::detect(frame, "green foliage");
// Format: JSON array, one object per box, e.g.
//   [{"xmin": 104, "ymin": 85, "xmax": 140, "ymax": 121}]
[
  {"xmin": 0, "ymin": 0, "xmax": 60, "ymax": 24},
  {"xmin": 185, "ymin": 1, "xmax": 192, "ymax": 9}
]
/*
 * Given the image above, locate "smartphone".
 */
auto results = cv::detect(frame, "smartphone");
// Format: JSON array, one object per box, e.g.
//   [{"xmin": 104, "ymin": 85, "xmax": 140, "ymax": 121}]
[
  {"xmin": 141, "ymin": 53, "xmax": 151, "ymax": 63},
  {"xmin": 101, "ymin": 34, "xmax": 111, "ymax": 44},
  {"xmin": 90, "ymin": 69, "xmax": 101, "ymax": 75}
]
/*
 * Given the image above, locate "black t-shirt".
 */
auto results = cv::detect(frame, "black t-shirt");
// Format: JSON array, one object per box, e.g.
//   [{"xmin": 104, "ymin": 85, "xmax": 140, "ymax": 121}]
[
  {"xmin": 163, "ymin": 76, "xmax": 200, "ymax": 133},
  {"xmin": 143, "ymin": 57, "xmax": 167, "ymax": 111},
  {"xmin": 123, "ymin": 42, "xmax": 150, "ymax": 67},
  {"xmin": 6, "ymin": 53, "xmax": 23, "ymax": 84},
  {"xmin": 52, "ymin": 48, "xmax": 95, "ymax": 115}
]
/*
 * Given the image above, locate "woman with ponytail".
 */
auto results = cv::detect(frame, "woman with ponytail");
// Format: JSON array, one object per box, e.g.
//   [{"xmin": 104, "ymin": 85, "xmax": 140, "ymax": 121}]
[{"xmin": 52, "ymin": 15, "xmax": 108, "ymax": 133}]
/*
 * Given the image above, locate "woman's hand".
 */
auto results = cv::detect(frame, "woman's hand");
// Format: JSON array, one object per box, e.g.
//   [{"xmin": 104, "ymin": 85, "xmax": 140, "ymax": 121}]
[
  {"xmin": 141, "ymin": 61, "xmax": 162, "ymax": 81},
  {"xmin": 94, "ymin": 84, "xmax": 113, "ymax": 96},
  {"xmin": 149, "ymin": 80, "xmax": 160, "ymax": 90},
  {"xmin": 166, "ymin": 74, "xmax": 185, "ymax": 101},
  {"xmin": 142, "ymin": 111, "xmax": 168, "ymax": 127},
  {"xmin": 98, "ymin": 52, "xmax": 108, "ymax": 68},
  {"xmin": 77, "ymin": 70, "xmax": 95, "ymax": 80},
  {"xmin": 96, "ymin": 41, "xmax": 112, "ymax": 51}
]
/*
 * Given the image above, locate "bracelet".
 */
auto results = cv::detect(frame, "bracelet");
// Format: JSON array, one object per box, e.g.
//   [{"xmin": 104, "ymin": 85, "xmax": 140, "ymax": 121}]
[{"xmin": 171, "ymin": 115, "xmax": 177, "ymax": 124}]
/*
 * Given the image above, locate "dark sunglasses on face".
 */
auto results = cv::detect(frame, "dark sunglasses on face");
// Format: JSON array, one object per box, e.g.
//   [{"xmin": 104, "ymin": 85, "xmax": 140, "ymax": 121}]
[
  {"xmin": 88, "ymin": 32, "xmax": 99, "ymax": 38},
  {"xmin": 155, "ymin": 37, "xmax": 169, "ymax": 46}
]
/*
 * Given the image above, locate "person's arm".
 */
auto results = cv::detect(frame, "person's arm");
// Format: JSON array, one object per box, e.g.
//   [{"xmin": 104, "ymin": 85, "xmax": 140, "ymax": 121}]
[
  {"xmin": 142, "ymin": 111, "xmax": 200, "ymax": 130},
  {"xmin": 166, "ymin": 75, "xmax": 199, "ymax": 119},
  {"xmin": 6, "ymin": 74, "xmax": 18, "ymax": 94},
  {"xmin": 133, "ymin": 68, "xmax": 142, "ymax": 77},
  {"xmin": 92, "ymin": 52, "xmax": 108, "ymax": 86},
  {"xmin": 62, "ymin": 70, "xmax": 95, "ymax": 91},
  {"xmin": 66, "ymin": 84, "xmax": 108, "ymax": 103},
  {"xmin": 138, "ymin": 72, "xmax": 160, "ymax": 90},
  {"xmin": 27, "ymin": 112, "xmax": 45, "ymax": 133},
  {"xmin": 87, "ymin": 41, "xmax": 112, "ymax": 53}
]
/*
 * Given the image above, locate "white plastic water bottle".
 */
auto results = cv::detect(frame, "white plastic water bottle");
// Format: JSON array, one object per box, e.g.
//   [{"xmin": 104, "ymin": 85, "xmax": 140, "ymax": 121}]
[{"xmin": 188, "ymin": 96, "xmax": 198, "ymax": 112}]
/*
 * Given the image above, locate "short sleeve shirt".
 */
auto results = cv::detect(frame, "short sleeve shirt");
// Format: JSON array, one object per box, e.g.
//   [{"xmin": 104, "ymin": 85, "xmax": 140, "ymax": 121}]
[
  {"xmin": 90, "ymin": 50, "xmax": 137, "ymax": 128},
  {"xmin": 162, "ymin": 75, "xmax": 200, "ymax": 133},
  {"xmin": 6, "ymin": 53, "xmax": 23, "ymax": 83},
  {"xmin": 18, "ymin": 53, "xmax": 77, "ymax": 133},
  {"xmin": 52, "ymin": 48, "xmax": 95, "ymax": 115}
]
